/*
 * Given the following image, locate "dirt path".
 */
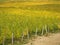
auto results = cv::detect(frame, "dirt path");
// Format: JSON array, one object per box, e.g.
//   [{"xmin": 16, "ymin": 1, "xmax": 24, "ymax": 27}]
[{"xmin": 24, "ymin": 33, "xmax": 60, "ymax": 45}]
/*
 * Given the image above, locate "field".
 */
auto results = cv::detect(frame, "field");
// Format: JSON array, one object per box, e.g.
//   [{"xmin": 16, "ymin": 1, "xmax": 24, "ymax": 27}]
[{"xmin": 0, "ymin": 1, "xmax": 60, "ymax": 45}]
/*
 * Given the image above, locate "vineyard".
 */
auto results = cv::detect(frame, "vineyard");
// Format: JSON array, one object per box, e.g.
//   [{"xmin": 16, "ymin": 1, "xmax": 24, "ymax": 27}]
[{"xmin": 0, "ymin": 2, "xmax": 60, "ymax": 45}]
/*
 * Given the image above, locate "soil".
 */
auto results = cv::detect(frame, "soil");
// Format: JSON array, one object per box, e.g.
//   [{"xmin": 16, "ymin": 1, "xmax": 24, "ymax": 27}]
[{"xmin": 24, "ymin": 33, "xmax": 60, "ymax": 45}]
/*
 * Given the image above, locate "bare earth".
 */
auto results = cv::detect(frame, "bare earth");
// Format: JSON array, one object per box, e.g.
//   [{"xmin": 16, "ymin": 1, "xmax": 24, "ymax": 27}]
[{"xmin": 24, "ymin": 33, "xmax": 60, "ymax": 45}]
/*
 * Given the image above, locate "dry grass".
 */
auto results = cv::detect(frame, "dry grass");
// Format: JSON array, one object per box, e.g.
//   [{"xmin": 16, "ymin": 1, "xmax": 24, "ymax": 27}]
[{"xmin": 0, "ymin": 1, "xmax": 60, "ymax": 7}]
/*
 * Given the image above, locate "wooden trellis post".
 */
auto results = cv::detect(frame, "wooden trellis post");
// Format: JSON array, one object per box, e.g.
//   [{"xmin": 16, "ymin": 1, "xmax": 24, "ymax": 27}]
[
  {"xmin": 47, "ymin": 25, "xmax": 49, "ymax": 33},
  {"xmin": 12, "ymin": 33, "xmax": 14, "ymax": 45},
  {"xmin": 35, "ymin": 28, "xmax": 38, "ymax": 37},
  {"xmin": 3, "ymin": 36, "xmax": 5, "ymax": 45},
  {"xmin": 45, "ymin": 25, "xmax": 48, "ymax": 34},
  {"xmin": 41, "ymin": 26, "xmax": 44, "ymax": 35},
  {"xmin": 27, "ymin": 29, "xmax": 29, "ymax": 40},
  {"xmin": 21, "ymin": 32, "xmax": 24, "ymax": 42}
]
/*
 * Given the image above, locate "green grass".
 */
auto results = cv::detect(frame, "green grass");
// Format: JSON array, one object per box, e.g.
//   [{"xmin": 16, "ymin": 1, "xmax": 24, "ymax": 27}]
[{"xmin": 0, "ymin": 3, "xmax": 60, "ymax": 45}]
